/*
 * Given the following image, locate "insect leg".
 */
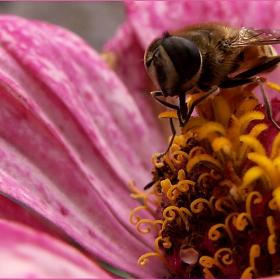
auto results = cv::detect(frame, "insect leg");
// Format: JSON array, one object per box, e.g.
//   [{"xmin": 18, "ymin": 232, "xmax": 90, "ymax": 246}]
[
  {"xmin": 179, "ymin": 92, "xmax": 187, "ymax": 124},
  {"xmin": 151, "ymin": 91, "xmax": 180, "ymax": 159},
  {"xmin": 156, "ymin": 118, "xmax": 177, "ymax": 159},
  {"xmin": 144, "ymin": 180, "xmax": 155, "ymax": 190},
  {"xmin": 231, "ymin": 56, "xmax": 280, "ymax": 129},
  {"xmin": 151, "ymin": 91, "xmax": 184, "ymax": 126},
  {"xmin": 220, "ymin": 77, "xmax": 257, "ymax": 88},
  {"xmin": 155, "ymin": 87, "xmax": 219, "ymax": 159},
  {"xmin": 183, "ymin": 86, "xmax": 220, "ymax": 125},
  {"xmin": 221, "ymin": 76, "xmax": 280, "ymax": 130},
  {"xmin": 255, "ymin": 77, "xmax": 280, "ymax": 130}
]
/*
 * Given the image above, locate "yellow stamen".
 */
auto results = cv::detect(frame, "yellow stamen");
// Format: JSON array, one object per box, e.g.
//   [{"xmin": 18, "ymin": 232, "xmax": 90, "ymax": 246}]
[
  {"xmin": 136, "ymin": 219, "xmax": 163, "ymax": 234},
  {"xmin": 249, "ymin": 244, "xmax": 261, "ymax": 263},
  {"xmin": 212, "ymin": 95, "xmax": 231, "ymax": 127},
  {"xmin": 235, "ymin": 98, "xmax": 259, "ymax": 118},
  {"xmin": 245, "ymin": 191, "xmax": 262, "ymax": 216},
  {"xmin": 235, "ymin": 212, "xmax": 252, "ymax": 230},
  {"xmin": 188, "ymin": 146, "xmax": 206, "ymax": 158},
  {"xmin": 171, "ymin": 150, "xmax": 189, "ymax": 164},
  {"xmin": 182, "ymin": 117, "xmax": 208, "ymax": 133},
  {"xmin": 268, "ymin": 234, "xmax": 277, "ymax": 254},
  {"xmin": 158, "ymin": 111, "xmax": 178, "ymax": 119},
  {"xmin": 214, "ymin": 248, "xmax": 233, "ymax": 267},
  {"xmin": 208, "ymin": 223, "xmax": 235, "ymax": 243},
  {"xmin": 177, "ymin": 169, "xmax": 186, "ymax": 180},
  {"xmin": 212, "ymin": 137, "xmax": 232, "ymax": 155},
  {"xmin": 273, "ymin": 186, "xmax": 280, "ymax": 209},
  {"xmin": 162, "ymin": 154, "xmax": 175, "ymax": 171},
  {"xmin": 239, "ymin": 166, "xmax": 268, "ymax": 197},
  {"xmin": 267, "ymin": 216, "xmax": 277, "ymax": 254},
  {"xmin": 208, "ymin": 212, "xmax": 238, "ymax": 244},
  {"xmin": 235, "ymin": 192, "xmax": 262, "ymax": 230},
  {"xmin": 197, "ymin": 121, "xmax": 226, "ymax": 140},
  {"xmin": 151, "ymin": 154, "xmax": 164, "ymax": 168},
  {"xmin": 200, "ymin": 248, "xmax": 233, "ymax": 276},
  {"xmin": 270, "ymin": 132, "xmax": 280, "ymax": 160},
  {"xmin": 238, "ymin": 111, "xmax": 265, "ymax": 134},
  {"xmin": 161, "ymin": 179, "xmax": 172, "ymax": 196},
  {"xmin": 163, "ymin": 205, "xmax": 191, "ymax": 224},
  {"xmin": 186, "ymin": 154, "xmax": 223, "ymax": 173},
  {"xmin": 197, "ymin": 172, "xmax": 211, "ymax": 185},
  {"xmin": 266, "ymin": 81, "xmax": 280, "ymax": 92},
  {"xmin": 211, "ymin": 137, "xmax": 234, "ymax": 163},
  {"xmin": 187, "ymin": 91, "xmax": 206, "ymax": 109},
  {"xmin": 239, "ymin": 135, "xmax": 266, "ymax": 156},
  {"xmin": 247, "ymin": 153, "xmax": 280, "ymax": 189},
  {"xmin": 268, "ymin": 196, "xmax": 279, "ymax": 211},
  {"xmin": 236, "ymin": 123, "xmax": 268, "ymax": 168},
  {"xmin": 241, "ymin": 245, "xmax": 260, "ymax": 278},
  {"xmin": 138, "ymin": 236, "xmax": 169, "ymax": 266},
  {"xmin": 190, "ymin": 197, "xmax": 213, "ymax": 213},
  {"xmin": 177, "ymin": 180, "xmax": 195, "ymax": 192},
  {"xmin": 214, "ymin": 195, "xmax": 236, "ymax": 212}
]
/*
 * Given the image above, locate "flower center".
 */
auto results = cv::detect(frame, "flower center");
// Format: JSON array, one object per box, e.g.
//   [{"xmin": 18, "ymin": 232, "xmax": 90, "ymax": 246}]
[{"xmin": 130, "ymin": 83, "xmax": 280, "ymax": 278}]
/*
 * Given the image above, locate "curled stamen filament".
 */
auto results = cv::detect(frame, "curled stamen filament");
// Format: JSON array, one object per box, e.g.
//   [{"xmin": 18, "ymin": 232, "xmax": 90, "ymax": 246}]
[
  {"xmin": 136, "ymin": 219, "xmax": 163, "ymax": 234},
  {"xmin": 267, "ymin": 216, "xmax": 277, "ymax": 254},
  {"xmin": 138, "ymin": 236, "xmax": 169, "ymax": 266},
  {"xmin": 163, "ymin": 205, "xmax": 192, "ymax": 224},
  {"xmin": 199, "ymin": 248, "xmax": 233, "ymax": 276},
  {"xmin": 190, "ymin": 198, "xmax": 214, "ymax": 213},
  {"xmin": 241, "ymin": 244, "xmax": 260, "ymax": 278}
]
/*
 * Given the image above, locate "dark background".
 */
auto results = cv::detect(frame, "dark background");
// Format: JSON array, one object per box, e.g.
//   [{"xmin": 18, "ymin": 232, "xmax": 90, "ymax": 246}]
[{"xmin": 0, "ymin": 2, "xmax": 126, "ymax": 52}]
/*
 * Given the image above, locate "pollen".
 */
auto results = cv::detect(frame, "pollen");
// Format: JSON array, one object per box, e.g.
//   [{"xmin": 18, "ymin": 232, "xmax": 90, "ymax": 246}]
[{"xmin": 129, "ymin": 85, "xmax": 280, "ymax": 278}]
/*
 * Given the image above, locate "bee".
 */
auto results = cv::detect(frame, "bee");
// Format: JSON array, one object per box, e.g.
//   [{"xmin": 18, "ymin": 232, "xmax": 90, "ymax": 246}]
[{"xmin": 144, "ymin": 22, "xmax": 280, "ymax": 157}]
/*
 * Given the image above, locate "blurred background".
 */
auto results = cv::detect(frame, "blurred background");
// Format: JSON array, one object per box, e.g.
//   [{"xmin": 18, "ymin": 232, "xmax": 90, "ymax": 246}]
[{"xmin": 0, "ymin": 2, "xmax": 126, "ymax": 52}]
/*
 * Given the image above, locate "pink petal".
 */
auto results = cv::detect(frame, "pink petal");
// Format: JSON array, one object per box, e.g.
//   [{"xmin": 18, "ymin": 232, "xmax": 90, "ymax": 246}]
[
  {"xmin": 103, "ymin": 21, "xmax": 168, "ymax": 146},
  {"xmin": 0, "ymin": 219, "xmax": 113, "ymax": 278},
  {"xmin": 0, "ymin": 194, "xmax": 71, "ymax": 242},
  {"xmin": 0, "ymin": 15, "xmax": 164, "ymax": 278}
]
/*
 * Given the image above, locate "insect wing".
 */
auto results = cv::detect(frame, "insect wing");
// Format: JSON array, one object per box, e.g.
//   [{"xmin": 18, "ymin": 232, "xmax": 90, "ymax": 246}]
[{"xmin": 231, "ymin": 27, "xmax": 280, "ymax": 47}]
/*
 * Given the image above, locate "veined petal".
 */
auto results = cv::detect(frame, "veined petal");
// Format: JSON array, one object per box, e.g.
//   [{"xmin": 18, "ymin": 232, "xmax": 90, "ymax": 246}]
[
  {"xmin": 0, "ymin": 219, "xmax": 113, "ymax": 278},
  {"xmin": 0, "ymin": 15, "xmax": 164, "ymax": 278}
]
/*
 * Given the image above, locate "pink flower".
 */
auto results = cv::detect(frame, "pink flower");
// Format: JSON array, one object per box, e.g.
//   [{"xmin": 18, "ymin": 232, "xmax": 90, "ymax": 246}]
[{"xmin": 1, "ymin": 2, "xmax": 280, "ymax": 278}]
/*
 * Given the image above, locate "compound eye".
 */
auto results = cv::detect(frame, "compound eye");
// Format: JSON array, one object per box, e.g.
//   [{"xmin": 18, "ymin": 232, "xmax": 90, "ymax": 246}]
[
  {"xmin": 144, "ymin": 37, "xmax": 165, "ymax": 68},
  {"xmin": 162, "ymin": 36, "xmax": 202, "ymax": 81}
]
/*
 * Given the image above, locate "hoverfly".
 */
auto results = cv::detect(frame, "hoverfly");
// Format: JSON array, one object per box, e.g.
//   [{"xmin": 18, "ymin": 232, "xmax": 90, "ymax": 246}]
[{"xmin": 144, "ymin": 22, "xmax": 280, "ymax": 158}]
